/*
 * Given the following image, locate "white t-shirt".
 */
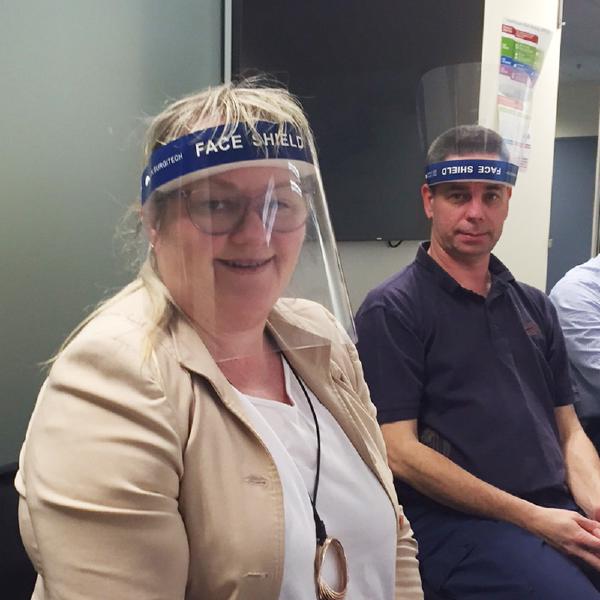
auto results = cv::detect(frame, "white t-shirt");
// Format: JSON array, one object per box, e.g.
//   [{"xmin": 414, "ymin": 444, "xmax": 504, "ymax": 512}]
[{"xmin": 234, "ymin": 357, "xmax": 397, "ymax": 599}]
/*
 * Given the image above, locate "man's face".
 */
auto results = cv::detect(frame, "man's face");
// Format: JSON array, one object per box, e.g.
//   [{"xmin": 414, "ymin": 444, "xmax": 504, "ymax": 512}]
[{"xmin": 421, "ymin": 155, "xmax": 511, "ymax": 261}]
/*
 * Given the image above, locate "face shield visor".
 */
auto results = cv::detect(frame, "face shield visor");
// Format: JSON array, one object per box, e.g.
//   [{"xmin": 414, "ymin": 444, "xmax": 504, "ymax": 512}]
[
  {"xmin": 141, "ymin": 121, "xmax": 354, "ymax": 361},
  {"xmin": 417, "ymin": 62, "xmax": 520, "ymax": 191}
]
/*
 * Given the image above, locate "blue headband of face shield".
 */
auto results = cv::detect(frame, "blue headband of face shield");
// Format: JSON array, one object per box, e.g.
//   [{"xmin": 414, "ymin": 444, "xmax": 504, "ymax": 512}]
[
  {"xmin": 141, "ymin": 121, "xmax": 314, "ymax": 204},
  {"xmin": 425, "ymin": 159, "xmax": 519, "ymax": 187}
]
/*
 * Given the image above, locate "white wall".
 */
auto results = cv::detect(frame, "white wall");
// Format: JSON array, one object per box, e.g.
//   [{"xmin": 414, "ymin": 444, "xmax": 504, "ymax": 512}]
[{"xmin": 480, "ymin": 0, "xmax": 562, "ymax": 291}]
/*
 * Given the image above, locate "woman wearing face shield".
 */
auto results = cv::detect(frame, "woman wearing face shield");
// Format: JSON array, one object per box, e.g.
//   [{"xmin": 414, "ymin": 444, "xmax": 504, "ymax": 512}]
[{"xmin": 15, "ymin": 79, "xmax": 422, "ymax": 600}]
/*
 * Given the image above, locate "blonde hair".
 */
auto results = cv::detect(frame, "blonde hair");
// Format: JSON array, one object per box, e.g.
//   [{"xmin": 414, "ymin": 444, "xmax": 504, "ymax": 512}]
[{"xmin": 48, "ymin": 77, "xmax": 316, "ymax": 364}]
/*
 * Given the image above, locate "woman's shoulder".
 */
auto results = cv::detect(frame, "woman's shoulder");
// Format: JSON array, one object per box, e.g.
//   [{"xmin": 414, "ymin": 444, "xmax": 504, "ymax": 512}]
[
  {"xmin": 83, "ymin": 283, "xmax": 152, "ymax": 334},
  {"xmin": 272, "ymin": 298, "xmax": 351, "ymax": 343},
  {"xmin": 38, "ymin": 282, "xmax": 189, "ymax": 443},
  {"xmin": 51, "ymin": 284, "xmax": 157, "ymax": 376}
]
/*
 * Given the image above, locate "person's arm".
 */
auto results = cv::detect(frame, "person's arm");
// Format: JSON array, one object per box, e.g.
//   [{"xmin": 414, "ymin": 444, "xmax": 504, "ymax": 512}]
[
  {"xmin": 20, "ymin": 322, "xmax": 189, "ymax": 599},
  {"xmin": 338, "ymin": 321, "xmax": 423, "ymax": 599},
  {"xmin": 551, "ymin": 278, "xmax": 600, "ymax": 398},
  {"xmin": 383, "ymin": 419, "xmax": 600, "ymax": 571},
  {"xmin": 556, "ymin": 404, "xmax": 600, "ymax": 519}
]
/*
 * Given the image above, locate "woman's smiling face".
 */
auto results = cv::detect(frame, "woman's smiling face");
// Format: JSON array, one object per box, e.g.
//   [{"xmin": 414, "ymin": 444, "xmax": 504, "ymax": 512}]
[{"xmin": 149, "ymin": 165, "xmax": 307, "ymax": 333}]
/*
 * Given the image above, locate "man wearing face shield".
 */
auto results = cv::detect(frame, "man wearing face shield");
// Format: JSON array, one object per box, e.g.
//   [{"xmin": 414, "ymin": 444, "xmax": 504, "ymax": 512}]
[
  {"xmin": 356, "ymin": 125, "xmax": 600, "ymax": 598},
  {"xmin": 15, "ymin": 79, "xmax": 423, "ymax": 599}
]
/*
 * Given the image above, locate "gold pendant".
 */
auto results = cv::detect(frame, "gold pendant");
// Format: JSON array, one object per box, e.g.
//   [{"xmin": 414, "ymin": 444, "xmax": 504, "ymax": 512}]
[{"xmin": 314, "ymin": 537, "xmax": 348, "ymax": 600}]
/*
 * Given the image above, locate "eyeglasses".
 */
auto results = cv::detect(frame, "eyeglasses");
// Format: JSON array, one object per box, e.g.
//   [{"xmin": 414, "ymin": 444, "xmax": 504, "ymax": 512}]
[{"xmin": 174, "ymin": 177, "xmax": 312, "ymax": 235}]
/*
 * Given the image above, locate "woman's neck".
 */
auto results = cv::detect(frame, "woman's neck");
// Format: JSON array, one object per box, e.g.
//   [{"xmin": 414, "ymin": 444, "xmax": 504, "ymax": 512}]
[
  {"xmin": 197, "ymin": 322, "xmax": 291, "ymax": 404},
  {"xmin": 197, "ymin": 321, "xmax": 269, "ymax": 364}
]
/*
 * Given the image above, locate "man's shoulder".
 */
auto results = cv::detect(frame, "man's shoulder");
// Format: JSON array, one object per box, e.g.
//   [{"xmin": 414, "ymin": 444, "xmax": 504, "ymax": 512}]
[
  {"xmin": 551, "ymin": 256, "xmax": 600, "ymax": 302},
  {"xmin": 507, "ymin": 278, "xmax": 552, "ymax": 309},
  {"xmin": 358, "ymin": 260, "xmax": 426, "ymax": 317},
  {"xmin": 505, "ymin": 278, "xmax": 559, "ymax": 330},
  {"xmin": 511, "ymin": 278, "xmax": 546, "ymax": 300}
]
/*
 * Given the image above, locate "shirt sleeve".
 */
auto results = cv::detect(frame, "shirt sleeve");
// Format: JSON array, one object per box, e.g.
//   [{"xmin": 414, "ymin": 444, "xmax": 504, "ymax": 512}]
[
  {"xmin": 18, "ymin": 325, "xmax": 189, "ymax": 600},
  {"xmin": 551, "ymin": 278, "xmax": 600, "ymax": 405},
  {"xmin": 355, "ymin": 298, "xmax": 425, "ymax": 424},
  {"xmin": 542, "ymin": 293, "xmax": 577, "ymax": 407},
  {"xmin": 395, "ymin": 515, "xmax": 424, "ymax": 600}
]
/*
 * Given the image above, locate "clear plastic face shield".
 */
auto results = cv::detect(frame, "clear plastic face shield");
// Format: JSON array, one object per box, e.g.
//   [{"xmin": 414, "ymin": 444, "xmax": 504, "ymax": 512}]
[
  {"xmin": 141, "ymin": 121, "xmax": 355, "ymax": 361},
  {"xmin": 417, "ymin": 62, "xmax": 521, "ymax": 196}
]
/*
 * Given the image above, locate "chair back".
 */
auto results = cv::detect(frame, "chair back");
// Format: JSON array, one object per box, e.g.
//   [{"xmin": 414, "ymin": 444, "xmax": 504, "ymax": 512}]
[{"xmin": 0, "ymin": 462, "xmax": 36, "ymax": 599}]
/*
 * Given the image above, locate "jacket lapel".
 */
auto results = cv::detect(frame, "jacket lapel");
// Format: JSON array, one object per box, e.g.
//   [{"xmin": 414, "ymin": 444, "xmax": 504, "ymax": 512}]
[{"xmin": 167, "ymin": 312, "xmax": 260, "ymax": 432}]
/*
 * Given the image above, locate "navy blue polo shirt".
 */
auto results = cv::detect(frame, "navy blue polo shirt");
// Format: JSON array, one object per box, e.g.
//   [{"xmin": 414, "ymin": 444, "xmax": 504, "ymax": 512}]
[{"xmin": 356, "ymin": 242, "xmax": 573, "ymax": 502}]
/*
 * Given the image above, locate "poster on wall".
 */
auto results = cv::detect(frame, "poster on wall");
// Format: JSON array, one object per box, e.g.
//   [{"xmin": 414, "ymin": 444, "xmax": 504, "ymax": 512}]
[{"xmin": 497, "ymin": 19, "xmax": 552, "ymax": 170}]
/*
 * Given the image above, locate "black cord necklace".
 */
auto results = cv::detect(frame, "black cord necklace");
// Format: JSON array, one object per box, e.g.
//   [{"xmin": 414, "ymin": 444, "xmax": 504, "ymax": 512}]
[{"xmin": 280, "ymin": 353, "xmax": 348, "ymax": 600}]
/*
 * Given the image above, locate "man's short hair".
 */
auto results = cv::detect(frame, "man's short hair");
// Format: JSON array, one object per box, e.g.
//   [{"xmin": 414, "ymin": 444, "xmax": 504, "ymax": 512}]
[{"xmin": 426, "ymin": 125, "xmax": 510, "ymax": 164}]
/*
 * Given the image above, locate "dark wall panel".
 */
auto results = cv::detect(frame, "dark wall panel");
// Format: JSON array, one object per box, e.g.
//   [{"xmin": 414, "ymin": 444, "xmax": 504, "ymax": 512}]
[
  {"xmin": 231, "ymin": 0, "xmax": 485, "ymax": 240},
  {"xmin": 547, "ymin": 136, "xmax": 598, "ymax": 292}
]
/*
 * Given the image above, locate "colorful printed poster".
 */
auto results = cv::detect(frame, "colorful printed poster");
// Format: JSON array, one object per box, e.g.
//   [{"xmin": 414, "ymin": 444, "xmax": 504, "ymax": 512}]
[{"xmin": 497, "ymin": 19, "xmax": 552, "ymax": 169}]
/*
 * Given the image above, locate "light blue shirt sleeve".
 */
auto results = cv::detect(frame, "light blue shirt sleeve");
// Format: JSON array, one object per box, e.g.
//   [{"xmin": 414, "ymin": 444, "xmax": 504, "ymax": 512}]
[{"xmin": 550, "ymin": 255, "xmax": 600, "ymax": 419}]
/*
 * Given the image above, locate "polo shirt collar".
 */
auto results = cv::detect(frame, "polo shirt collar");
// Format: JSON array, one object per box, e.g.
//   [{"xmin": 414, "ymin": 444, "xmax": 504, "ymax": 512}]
[
  {"xmin": 416, "ymin": 241, "xmax": 514, "ymax": 297},
  {"xmin": 488, "ymin": 253, "xmax": 514, "ymax": 287}
]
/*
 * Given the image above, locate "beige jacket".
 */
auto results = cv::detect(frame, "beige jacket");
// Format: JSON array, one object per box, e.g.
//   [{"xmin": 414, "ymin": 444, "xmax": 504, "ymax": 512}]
[{"xmin": 16, "ymin": 287, "xmax": 422, "ymax": 599}]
